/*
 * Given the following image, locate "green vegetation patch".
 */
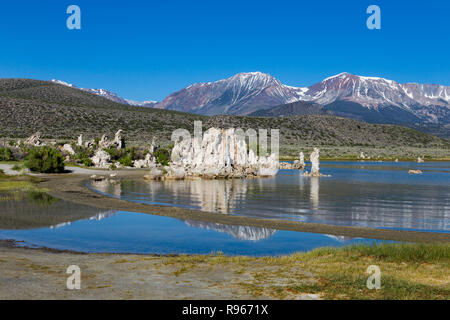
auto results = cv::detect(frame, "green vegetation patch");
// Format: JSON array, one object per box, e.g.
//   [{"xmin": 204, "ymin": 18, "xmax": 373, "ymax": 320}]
[{"xmin": 24, "ymin": 147, "xmax": 65, "ymax": 173}]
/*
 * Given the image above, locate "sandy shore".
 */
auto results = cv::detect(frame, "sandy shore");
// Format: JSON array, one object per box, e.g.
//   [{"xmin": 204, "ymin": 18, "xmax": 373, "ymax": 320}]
[{"xmin": 0, "ymin": 240, "xmax": 321, "ymax": 300}]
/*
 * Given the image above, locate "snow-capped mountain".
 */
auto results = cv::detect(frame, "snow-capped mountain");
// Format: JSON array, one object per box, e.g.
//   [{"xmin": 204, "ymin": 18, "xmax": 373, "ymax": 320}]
[
  {"xmin": 81, "ymin": 88, "xmax": 130, "ymax": 105},
  {"xmin": 300, "ymin": 72, "xmax": 450, "ymax": 112},
  {"xmin": 154, "ymin": 72, "xmax": 308, "ymax": 115},
  {"xmin": 125, "ymin": 99, "xmax": 158, "ymax": 107},
  {"xmin": 51, "ymin": 72, "xmax": 450, "ymax": 126},
  {"xmin": 271, "ymin": 73, "xmax": 450, "ymax": 124},
  {"xmin": 50, "ymin": 79, "xmax": 157, "ymax": 107},
  {"xmin": 153, "ymin": 72, "xmax": 450, "ymax": 125}
]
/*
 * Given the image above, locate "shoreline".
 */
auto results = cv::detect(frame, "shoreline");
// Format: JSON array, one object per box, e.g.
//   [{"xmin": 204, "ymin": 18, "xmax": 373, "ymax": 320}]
[
  {"xmin": 34, "ymin": 172, "xmax": 450, "ymax": 244},
  {"xmin": 1, "ymin": 169, "xmax": 449, "ymax": 300},
  {"xmin": 0, "ymin": 239, "xmax": 447, "ymax": 300}
]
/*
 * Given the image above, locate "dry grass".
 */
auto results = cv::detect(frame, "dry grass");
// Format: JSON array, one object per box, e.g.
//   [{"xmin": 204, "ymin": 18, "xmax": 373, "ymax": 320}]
[{"xmin": 155, "ymin": 243, "xmax": 449, "ymax": 299}]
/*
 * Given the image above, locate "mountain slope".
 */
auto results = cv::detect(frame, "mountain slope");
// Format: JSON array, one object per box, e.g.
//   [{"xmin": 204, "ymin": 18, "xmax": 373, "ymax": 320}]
[
  {"xmin": 50, "ymin": 79, "xmax": 158, "ymax": 107},
  {"xmin": 249, "ymin": 101, "xmax": 326, "ymax": 117},
  {"xmin": 154, "ymin": 72, "xmax": 307, "ymax": 115},
  {"xmin": 300, "ymin": 73, "xmax": 450, "ymax": 125},
  {"xmin": 0, "ymin": 78, "xmax": 448, "ymax": 157},
  {"xmin": 0, "ymin": 78, "xmax": 205, "ymax": 143},
  {"xmin": 153, "ymin": 72, "xmax": 450, "ymax": 131}
]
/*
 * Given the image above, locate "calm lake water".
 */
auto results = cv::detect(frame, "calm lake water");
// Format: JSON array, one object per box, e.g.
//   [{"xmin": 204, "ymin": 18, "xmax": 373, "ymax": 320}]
[
  {"xmin": 90, "ymin": 161, "xmax": 450, "ymax": 232},
  {"xmin": 0, "ymin": 209, "xmax": 381, "ymax": 255},
  {"xmin": 0, "ymin": 161, "xmax": 448, "ymax": 255}
]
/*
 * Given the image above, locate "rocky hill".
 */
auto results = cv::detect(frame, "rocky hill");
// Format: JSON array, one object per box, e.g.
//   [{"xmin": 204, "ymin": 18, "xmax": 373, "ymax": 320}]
[{"xmin": 0, "ymin": 78, "xmax": 448, "ymax": 158}]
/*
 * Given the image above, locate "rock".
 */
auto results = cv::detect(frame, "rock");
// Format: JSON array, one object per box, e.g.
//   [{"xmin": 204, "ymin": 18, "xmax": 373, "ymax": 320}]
[
  {"xmin": 84, "ymin": 140, "xmax": 95, "ymax": 148},
  {"xmin": 150, "ymin": 136, "xmax": 158, "ymax": 154},
  {"xmin": 113, "ymin": 130, "xmax": 125, "ymax": 149},
  {"xmin": 309, "ymin": 148, "xmax": 320, "ymax": 176},
  {"xmin": 279, "ymin": 162, "xmax": 293, "ymax": 169},
  {"xmin": 144, "ymin": 166, "xmax": 164, "ymax": 180},
  {"xmin": 395, "ymin": 158, "xmax": 399, "ymax": 162},
  {"xmin": 169, "ymin": 127, "xmax": 279, "ymax": 179},
  {"xmin": 359, "ymin": 151, "xmax": 366, "ymax": 159},
  {"xmin": 133, "ymin": 160, "xmax": 146, "ymax": 169},
  {"xmin": 164, "ymin": 165, "xmax": 186, "ymax": 180},
  {"xmin": 133, "ymin": 152, "xmax": 155, "ymax": 168},
  {"xmin": 408, "ymin": 169, "xmax": 422, "ymax": 174},
  {"xmin": 77, "ymin": 134, "xmax": 83, "ymax": 146},
  {"xmin": 62, "ymin": 143, "xmax": 75, "ymax": 155},
  {"xmin": 91, "ymin": 150, "xmax": 111, "ymax": 169},
  {"xmin": 292, "ymin": 160, "xmax": 302, "ymax": 169},
  {"xmin": 299, "ymin": 151, "xmax": 305, "ymax": 167},
  {"xmin": 303, "ymin": 148, "xmax": 323, "ymax": 177},
  {"xmin": 417, "ymin": 157, "xmax": 424, "ymax": 163},
  {"xmin": 25, "ymin": 132, "xmax": 44, "ymax": 146},
  {"xmin": 98, "ymin": 134, "xmax": 109, "ymax": 149},
  {"xmin": 90, "ymin": 175, "xmax": 97, "ymax": 179},
  {"xmin": 109, "ymin": 173, "xmax": 117, "ymax": 178},
  {"xmin": 258, "ymin": 153, "xmax": 279, "ymax": 177}
]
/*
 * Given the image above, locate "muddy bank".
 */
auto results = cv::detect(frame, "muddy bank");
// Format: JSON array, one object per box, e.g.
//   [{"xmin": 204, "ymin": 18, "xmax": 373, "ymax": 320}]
[{"xmin": 36, "ymin": 173, "xmax": 450, "ymax": 243}]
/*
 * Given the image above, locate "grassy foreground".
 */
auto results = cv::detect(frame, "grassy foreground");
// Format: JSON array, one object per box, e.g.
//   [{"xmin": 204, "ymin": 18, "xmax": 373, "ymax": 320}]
[{"xmin": 161, "ymin": 242, "xmax": 450, "ymax": 299}]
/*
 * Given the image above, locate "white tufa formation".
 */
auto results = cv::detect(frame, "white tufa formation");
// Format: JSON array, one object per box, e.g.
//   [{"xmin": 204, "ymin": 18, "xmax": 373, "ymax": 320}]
[
  {"xmin": 170, "ymin": 127, "xmax": 278, "ymax": 179},
  {"xmin": 299, "ymin": 151, "xmax": 305, "ymax": 167},
  {"xmin": 62, "ymin": 144, "xmax": 75, "ymax": 155},
  {"xmin": 91, "ymin": 150, "xmax": 111, "ymax": 169},
  {"xmin": 303, "ymin": 148, "xmax": 321, "ymax": 177},
  {"xmin": 113, "ymin": 130, "xmax": 125, "ymax": 150},
  {"xmin": 25, "ymin": 132, "xmax": 44, "ymax": 146},
  {"xmin": 133, "ymin": 152, "xmax": 155, "ymax": 169},
  {"xmin": 77, "ymin": 134, "xmax": 83, "ymax": 146},
  {"xmin": 310, "ymin": 148, "xmax": 320, "ymax": 175}
]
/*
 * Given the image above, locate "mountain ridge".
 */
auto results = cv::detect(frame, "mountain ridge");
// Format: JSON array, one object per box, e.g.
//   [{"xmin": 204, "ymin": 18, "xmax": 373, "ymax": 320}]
[{"xmin": 48, "ymin": 73, "xmax": 450, "ymax": 137}]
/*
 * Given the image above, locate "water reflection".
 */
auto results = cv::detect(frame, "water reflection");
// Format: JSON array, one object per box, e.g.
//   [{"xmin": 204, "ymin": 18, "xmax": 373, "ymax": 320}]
[
  {"xmin": 91, "ymin": 179, "xmax": 122, "ymax": 197},
  {"xmin": 310, "ymin": 177, "xmax": 319, "ymax": 210},
  {"xmin": 49, "ymin": 210, "xmax": 117, "ymax": 229},
  {"xmin": 97, "ymin": 163, "xmax": 450, "ymax": 232},
  {"xmin": 184, "ymin": 220, "xmax": 276, "ymax": 241},
  {"xmin": 0, "ymin": 192, "xmax": 113, "ymax": 230}
]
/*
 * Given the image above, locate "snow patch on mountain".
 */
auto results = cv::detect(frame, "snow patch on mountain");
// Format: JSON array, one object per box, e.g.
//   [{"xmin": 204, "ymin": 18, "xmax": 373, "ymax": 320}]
[{"xmin": 50, "ymin": 79, "xmax": 156, "ymax": 107}]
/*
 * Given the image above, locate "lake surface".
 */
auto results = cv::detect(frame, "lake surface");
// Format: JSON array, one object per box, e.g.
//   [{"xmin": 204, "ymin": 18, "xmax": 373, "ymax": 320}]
[
  {"xmin": 0, "ymin": 161, "xmax": 448, "ymax": 255},
  {"xmin": 0, "ymin": 209, "xmax": 381, "ymax": 255},
  {"xmin": 90, "ymin": 161, "xmax": 450, "ymax": 232}
]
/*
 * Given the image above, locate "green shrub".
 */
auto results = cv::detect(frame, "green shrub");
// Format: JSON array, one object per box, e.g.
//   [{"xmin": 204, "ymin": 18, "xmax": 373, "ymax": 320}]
[
  {"xmin": 81, "ymin": 157, "xmax": 93, "ymax": 167},
  {"xmin": 104, "ymin": 147, "xmax": 121, "ymax": 160},
  {"xmin": 25, "ymin": 147, "xmax": 65, "ymax": 173},
  {"xmin": 104, "ymin": 147, "xmax": 136, "ymax": 166},
  {"xmin": 118, "ymin": 155, "xmax": 133, "ymax": 167},
  {"xmin": 72, "ymin": 145, "xmax": 94, "ymax": 167},
  {"xmin": 154, "ymin": 148, "xmax": 170, "ymax": 166},
  {"xmin": 0, "ymin": 147, "xmax": 14, "ymax": 161},
  {"xmin": 11, "ymin": 164, "xmax": 23, "ymax": 171}
]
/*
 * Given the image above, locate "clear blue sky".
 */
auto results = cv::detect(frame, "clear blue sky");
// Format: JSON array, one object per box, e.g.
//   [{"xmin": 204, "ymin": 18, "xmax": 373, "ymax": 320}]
[{"xmin": 0, "ymin": 0, "xmax": 449, "ymax": 101}]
